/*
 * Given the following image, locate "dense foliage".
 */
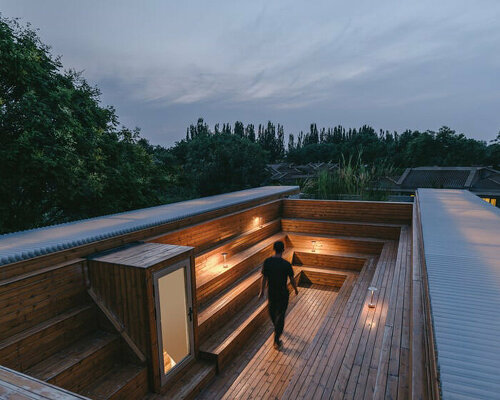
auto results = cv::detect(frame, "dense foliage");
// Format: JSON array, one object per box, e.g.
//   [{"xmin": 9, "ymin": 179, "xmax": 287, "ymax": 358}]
[
  {"xmin": 287, "ymin": 124, "xmax": 500, "ymax": 167},
  {"xmin": 0, "ymin": 18, "xmax": 266, "ymax": 233},
  {"xmin": 1, "ymin": 17, "xmax": 499, "ymax": 233}
]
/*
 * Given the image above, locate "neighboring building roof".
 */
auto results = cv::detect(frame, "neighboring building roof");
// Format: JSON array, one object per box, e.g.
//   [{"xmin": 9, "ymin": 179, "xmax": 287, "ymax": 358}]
[
  {"xmin": 267, "ymin": 162, "xmax": 338, "ymax": 183},
  {"xmin": 387, "ymin": 167, "xmax": 500, "ymax": 195},
  {"xmin": 0, "ymin": 186, "xmax": 299, "ymax": 266},
  {"xmin": 418, "ymin": 189, "xmax": 500, "ymax": 399}
]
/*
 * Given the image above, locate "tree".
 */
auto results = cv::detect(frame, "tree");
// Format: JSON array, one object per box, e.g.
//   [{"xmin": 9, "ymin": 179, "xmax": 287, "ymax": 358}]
[
  {"xmin": 0, "ymin": 17, "xmax": 168, "ymax": 233},
  {"xmin": 234, "ymin": 121, "xmax": 244, "ymax": 137},
  {"xmin": 171, "ymin": 133, "xmax": 269, "ymax": 196},
  {"xmin": 245, "ymin": 124, "xmax": 255, "ymax": 142}
]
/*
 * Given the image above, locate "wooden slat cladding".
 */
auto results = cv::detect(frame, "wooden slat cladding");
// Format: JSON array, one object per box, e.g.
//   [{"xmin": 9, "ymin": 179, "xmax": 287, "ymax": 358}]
[
  {"xmin": 148, "ymin": 200, "xmax": 281, "ymax": 254},
  {"xmin": 283, "ymin": 199, "xmax": 412, "ymax": 225},
  {"xmin": 287, "ymin": 233, "xmax": 384, "ymax": 255},
  {"xmin": 282, "ymin": 218, "xmax": 401, "ymax": 240},
  {"xmin": 87, "ymin": 244, "xmax": 195, "ymax": 393},
  {"xmin": 293, "ymin": 251, "xmax": 367, "ymax": 271},
  {"xmin": 88, "ymin": 262, "xmax": 149, "ymax": 357},
  {"xmin": 0, "ymin": 259, "xmax": 87, "ymax": 342}
]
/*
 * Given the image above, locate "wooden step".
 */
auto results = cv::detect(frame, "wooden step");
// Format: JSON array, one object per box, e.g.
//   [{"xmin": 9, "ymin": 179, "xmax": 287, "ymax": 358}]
[
  {"xmin": 147, "ymin": 360, "xmax": 216, "ymax": 400},
  {"xmin": 281, "ymin": 218, "xmax": 401, "ymax": 240},
  {"xmin": 293, "ymin": 248, "xmax": 368, "ymax": 271},
  {"xmin": 199, "ymin": 296, "xmax": 268, "ymax": 372},
  {"xmin": 0, "ymin": 304, "xmax": 97, "ymax": 372},
  {"xmin": 286, "ymin": 232, "xmax": 385, "ymax": 255},
  {"xmin": 198, "ymin": 268, "xmax": 262, "ymax": 340},
  {"xmin": 81, "ymin": 363, "xmax": 148, "ymax": 400},
  {"xmin": 25, "ymin": 331, "xmax": 120, "ymax": 393},
  {"xmin": 198, "ymin": 248, "xmax": 294, "ymax": 340},
  {"xmin": 196, "ymin": 233, "xmax": 287, "ymax": 306},
  {"xmin": 0, "ymin": 259, "xmax": 88, "ymax": 341},
  {"xmin": 195, "ymin": 219, "xmax": 281, "ymax": 273},
  {"xmin": 199, "ymin": 267, "xmax": 301, "ymax": 372},
  {"xmin": 299, "ymin": 266, "xmax": 358, "ymax": 288}
]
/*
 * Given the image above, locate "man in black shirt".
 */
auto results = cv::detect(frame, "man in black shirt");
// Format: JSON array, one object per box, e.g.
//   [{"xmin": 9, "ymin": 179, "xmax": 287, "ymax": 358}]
[{"xmin": 259, "ymin": 240, "xmax": 298, "ymax": 350}]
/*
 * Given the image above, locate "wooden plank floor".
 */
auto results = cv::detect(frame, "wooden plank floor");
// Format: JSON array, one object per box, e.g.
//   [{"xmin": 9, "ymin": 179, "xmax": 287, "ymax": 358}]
[
  {"xmin": 196, "ymin": 284, "xmax": 339, "ymax": 400},
  {"xmin": 196, "ymin": 226, "xmax": 412, "ymax": 400},
  {"xmin": 282, "ymin": 227, "xmax": 411, "ymax": 400}
]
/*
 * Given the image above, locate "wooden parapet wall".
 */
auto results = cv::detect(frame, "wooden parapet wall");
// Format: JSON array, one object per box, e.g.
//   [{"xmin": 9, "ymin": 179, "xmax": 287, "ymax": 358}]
[{"xmin": 282, "ymin": 199, "xmax": 412, "ymax": 225}]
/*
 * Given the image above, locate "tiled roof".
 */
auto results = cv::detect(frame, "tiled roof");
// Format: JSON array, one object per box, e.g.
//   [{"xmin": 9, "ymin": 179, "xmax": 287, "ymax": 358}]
[
  {"xmin": 401, "ymin": 169, "xmax": 470, "ymax": 189},
  {"xmin": 418, "ymin": 189, "xmax": 500, "ymax": 399},
  {"xmin": 0, "ymin": 186, "xmax": 298, "ymax": 266},
  {"xmin": 267, "ymin": 162, "xmax": 338, "ymax": 183},
  {"xmin": 389, "ymin": 167, "xmax": 500, "ymax": 194}
]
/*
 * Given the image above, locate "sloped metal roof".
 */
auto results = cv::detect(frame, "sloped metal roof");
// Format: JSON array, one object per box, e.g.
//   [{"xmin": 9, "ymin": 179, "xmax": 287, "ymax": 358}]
[
  {"xmin": 0, "ymin": 186, "xmax": 298, "ymax": 266},
  {"xmin": 418, "ymin": 189, "xmax": 500, "ymax": 399}
]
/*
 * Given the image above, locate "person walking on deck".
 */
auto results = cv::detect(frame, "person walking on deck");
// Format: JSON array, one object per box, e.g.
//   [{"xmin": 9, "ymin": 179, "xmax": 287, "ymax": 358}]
[{"xmin": 259, "ymin": 240, "xmax": 299, "ymax": 350}]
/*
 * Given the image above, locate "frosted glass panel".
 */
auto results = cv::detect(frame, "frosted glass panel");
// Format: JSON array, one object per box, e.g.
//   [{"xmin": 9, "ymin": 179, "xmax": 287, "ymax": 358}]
[{"xmin": 157, "ymin": 267, "xmax": 190, "ymax": 375}]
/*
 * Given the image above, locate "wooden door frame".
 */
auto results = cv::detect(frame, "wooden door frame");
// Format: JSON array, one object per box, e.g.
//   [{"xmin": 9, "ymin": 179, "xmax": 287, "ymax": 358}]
[{"xmin": 152, "ymin": 258, "xmax": 195, "ymax": 387}]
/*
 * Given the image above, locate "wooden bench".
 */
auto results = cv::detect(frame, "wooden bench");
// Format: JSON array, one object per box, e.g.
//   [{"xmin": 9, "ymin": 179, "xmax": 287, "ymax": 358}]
[
  {"xmin": 196, "ymin": 233, "xmax": 287, "ymax": 306},
  {"xmin": 286, "ymin": 232, "xmax": 385, "ymax": 255}
]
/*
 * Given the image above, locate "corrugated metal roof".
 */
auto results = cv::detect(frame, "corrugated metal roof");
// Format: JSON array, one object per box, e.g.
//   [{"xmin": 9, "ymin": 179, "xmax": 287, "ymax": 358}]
[
  {"xmin": 0, "ymin": 186, "xmax": 298, "ymax": 266},
  {"xmin": 418, "ymin": 189, "xmax": 500, "ymax": 399}
]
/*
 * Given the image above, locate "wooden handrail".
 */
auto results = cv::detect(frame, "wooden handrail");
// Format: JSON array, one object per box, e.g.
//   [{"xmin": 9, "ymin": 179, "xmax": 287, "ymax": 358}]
[{"xmin": 87, "ymin": 288, "xmax": 147, "ymax": 363}]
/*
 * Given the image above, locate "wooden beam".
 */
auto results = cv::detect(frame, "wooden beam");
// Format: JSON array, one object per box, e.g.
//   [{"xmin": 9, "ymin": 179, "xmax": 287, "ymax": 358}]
[{"xmin": 87, "ymin": 288, "xmax": 146, "ymax": 363}]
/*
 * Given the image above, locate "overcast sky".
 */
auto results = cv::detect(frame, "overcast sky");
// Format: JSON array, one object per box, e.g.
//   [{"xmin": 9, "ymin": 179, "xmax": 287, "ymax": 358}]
[{"xmin": 2, "ymin": 0, "xmax": 500, "ymax": 145}]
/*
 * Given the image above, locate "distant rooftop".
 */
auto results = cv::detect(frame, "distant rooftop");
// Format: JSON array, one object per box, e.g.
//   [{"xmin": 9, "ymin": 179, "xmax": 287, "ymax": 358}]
[
  {"xmin": 267, "ymin": 162, "xmax": 338, "ymax": 184},
  {"xmin": 418, "ymin": 189, "xmax": 500, "ymax": 399},
  {"xmin": 0, "ymin": 186, "xmax": 298, "ymax": 266},
  {"xmin": 383, "ymin": 166, "xmax": 500, "ymax": 196}
]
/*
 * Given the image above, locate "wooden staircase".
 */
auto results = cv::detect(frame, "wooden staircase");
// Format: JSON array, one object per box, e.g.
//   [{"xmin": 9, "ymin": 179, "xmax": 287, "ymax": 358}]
[
  {"xmin": 0, "ymin": 259, "xmax": 148, "ymax": 399},
  {"xmin": 192, "ymin": 217, "xmax": 391, "ymax": 375}
]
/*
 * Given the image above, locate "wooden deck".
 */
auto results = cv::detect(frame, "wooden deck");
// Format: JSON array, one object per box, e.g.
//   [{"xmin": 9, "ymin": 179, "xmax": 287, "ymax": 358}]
[
  {"xmin": 197, "ymin": 284, "xmax": 339, "ymax": 400},
  {"xmin": 0, "ymin": 192, "xmax": 420, "ymax": 399},
  {"xmin": 0, "ymin": 366, "xmax": 88, "ymax": 399},
  {"xmin": 196, "ymin": 226, "xmax": 411, "ymax": 399}
]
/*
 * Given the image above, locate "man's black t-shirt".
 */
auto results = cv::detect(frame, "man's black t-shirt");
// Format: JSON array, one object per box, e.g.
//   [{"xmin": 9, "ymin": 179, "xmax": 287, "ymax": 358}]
[{"xmin": 262, "ymin": 256, "xmax": 293, "ymax": 300}]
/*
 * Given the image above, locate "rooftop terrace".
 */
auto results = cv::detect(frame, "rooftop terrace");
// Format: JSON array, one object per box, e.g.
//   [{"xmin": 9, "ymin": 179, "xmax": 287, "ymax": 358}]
[{"xmin": 0, "ymin": 187, "xmax": 498, "ymax": 399}]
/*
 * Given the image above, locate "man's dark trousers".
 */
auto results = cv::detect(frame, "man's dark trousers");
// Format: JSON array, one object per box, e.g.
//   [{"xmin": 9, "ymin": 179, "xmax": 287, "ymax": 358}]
[{"xmin": 268, "ymin": 294, "xmax": 289, "ymax": 343}]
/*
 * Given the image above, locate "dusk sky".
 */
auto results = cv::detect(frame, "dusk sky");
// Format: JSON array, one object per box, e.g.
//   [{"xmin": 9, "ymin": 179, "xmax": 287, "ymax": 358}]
[{"xmin": 2, "ymin": 0, "xmax": 500, "ymax": 145}]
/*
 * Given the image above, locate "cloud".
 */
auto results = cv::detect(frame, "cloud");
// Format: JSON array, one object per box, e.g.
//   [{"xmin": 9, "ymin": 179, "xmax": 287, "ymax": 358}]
[{"xmin": 1, "ymin": 0, "xmax": 500, "ymax": 144}]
